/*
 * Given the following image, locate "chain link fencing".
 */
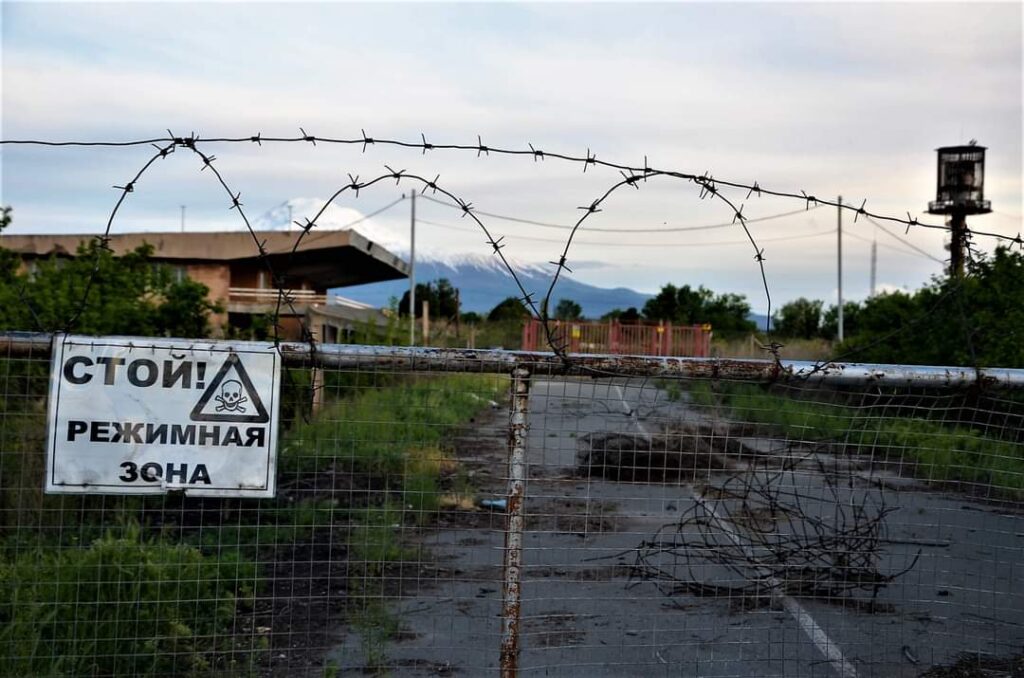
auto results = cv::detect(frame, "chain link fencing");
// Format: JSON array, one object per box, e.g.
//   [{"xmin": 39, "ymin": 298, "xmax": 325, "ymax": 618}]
[{"xmin": 1, "ymin": 334, "xmax": 1022, "ymax": 677}]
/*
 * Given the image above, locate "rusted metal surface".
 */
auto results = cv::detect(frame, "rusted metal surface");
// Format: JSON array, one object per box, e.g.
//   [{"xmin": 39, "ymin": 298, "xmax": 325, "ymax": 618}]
[
  {"xmin": 0, "ymin": 332, "xmax": 54, "ymax": 355},
  {"xmin": 278, "ymin": 344, "xmax": 1024, "ymax": 388},
  {"xmin": 500, "ymin": 367, "xmax": 530, "ymax": 677},
  {"xmin": 5, "ymin": 333, "xmax": 1024, "ymax": 388}
]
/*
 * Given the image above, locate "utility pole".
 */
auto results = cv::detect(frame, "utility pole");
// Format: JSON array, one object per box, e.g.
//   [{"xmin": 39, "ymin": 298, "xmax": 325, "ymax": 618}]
[
  {"xmin": 837, "ymin": 195, "xmax": 844, "ymax": 343},
  {"xmin": 409, "ymin": 191, "xmax": 417, "ymax": 346},
  {"xmin": 454, "ymin": 288, "xmax": 461, "ymax": 339},
  {"xmin": 869, "ymin": 237, "xmax": 877, "ymax": 298},
  {"xmin": 422, "ymin": 300, "xmax": 429, "ymax": 346},
  {"xmin": 180, "ymin": 205, "xmax": 186, "ymax": 232}
]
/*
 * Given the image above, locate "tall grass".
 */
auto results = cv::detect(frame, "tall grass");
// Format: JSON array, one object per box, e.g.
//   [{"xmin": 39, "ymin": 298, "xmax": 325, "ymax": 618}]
[
  {"xmin": 691, "ymin": 382, "xmax": 1024, "ymax": 494},
  {"xmin": 0, "ymin": 360, "xmax": 503, "ymax": 675},
  {"xmin": 280, "ymin": 372, "xmax": 502, "ymax": 671},
  {"xmin": 282, "ymin": 373, "xmax": 501, "ymax": 479},
  {"xmin": 0, "ymin": 525, "xmax": 256, "ymax": 677}
]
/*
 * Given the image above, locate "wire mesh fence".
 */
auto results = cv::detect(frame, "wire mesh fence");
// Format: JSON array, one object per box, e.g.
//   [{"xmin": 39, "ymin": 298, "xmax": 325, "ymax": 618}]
[
  {"xmin": 518, "ymin": 373, "xmax": 1023, "ymax": 677},
  {"xmin": 1, "ymin": 335, "xmax": 1022, "ymax": 676}
]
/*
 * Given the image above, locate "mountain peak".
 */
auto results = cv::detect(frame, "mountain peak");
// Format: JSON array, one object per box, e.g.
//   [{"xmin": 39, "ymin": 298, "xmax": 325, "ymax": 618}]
[
  {"xmin": 256, "ymin": 198, "xmax": 653, "ymax": 316},
  {"xmin": 252, "ymin": 197, "xmax": 409, "ymax": 253}
]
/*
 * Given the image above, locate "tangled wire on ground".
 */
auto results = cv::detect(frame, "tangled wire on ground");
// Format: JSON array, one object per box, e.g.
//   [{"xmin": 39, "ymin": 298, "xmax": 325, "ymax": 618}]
[{"xmin": 623, "ymin": 453, "xmax": 921, "ymax": 606}]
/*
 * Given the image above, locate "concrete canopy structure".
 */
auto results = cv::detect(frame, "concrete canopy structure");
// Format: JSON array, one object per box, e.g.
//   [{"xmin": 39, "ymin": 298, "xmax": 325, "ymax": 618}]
[{"xmin": 2, "ymin": 229, "xmax": 409, "ymax": 340}]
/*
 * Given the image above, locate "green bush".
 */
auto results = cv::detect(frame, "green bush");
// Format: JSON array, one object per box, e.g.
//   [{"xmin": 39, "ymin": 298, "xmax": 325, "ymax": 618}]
[
  {"xmin": 0, "ymin": 525, "xmax": 255, "ymax": 677},
  {"xmin": 838, "ymin": 246, "xmax": 1024, "ymax": 367}
]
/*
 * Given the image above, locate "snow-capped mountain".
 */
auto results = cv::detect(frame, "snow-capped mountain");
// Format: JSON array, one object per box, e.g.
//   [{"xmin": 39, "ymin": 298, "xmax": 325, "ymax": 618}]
[
  {"xmin": 343, "ymin": 254, "xmax": 653, "ymax": 316},
  {"xmin": 255, "ymin": 198, "xmax": 653, "ymax": 316},
  {"xmin": 253, "ymin": 197, "xmax": 408, "ymax": 253}
]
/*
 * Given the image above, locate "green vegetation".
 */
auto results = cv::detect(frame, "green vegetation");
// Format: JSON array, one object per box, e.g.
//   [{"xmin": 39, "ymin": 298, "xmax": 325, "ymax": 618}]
[
  {"xmin": 0, "ymin": 345, "xmax": 501, "ymax": 674},
  {"xmin": 691, "ymin": 382, "xmax": 1024, "ymax": 493},
  {"xmin": 487, "ymin": 295, "xmax": 531, "ymax": 322},
  {"xmin": 769, "ymin": 246, "xmax": 1024, "ymax": 368},
  {"xmin": 659, "ymin": 378, "xmax": 684, "ymax": 403},
  {"xmin": 642, "ymin": 283, "xmax": 755, "ymax": 335},
  {"xmin": 0, "ymin": 525, "xmax": 256, "ymax": 677},
  {"xmin": 601, "ymin": 307, "xmax": 641, "ymax": 322},
  {"xmin": 277, "ymin": 373, "xmax": 500, "ymax": 671},
  {"xmin": 772, "ymin": 297, "xmax": 824, "ymax": 339},
  {"xmin": 281, "ymin": 372, "xmax": 502, "ymax": 535},
  {"xmin": 350, "ymin": 600, "xmax": 400, "ymax": 675},
  {"xmin": 398, "ymin": 278, "xmax": 459, "ymax": 319},
  {"xmin": 0, "ymin": 208, "xmax": 220, "ymax": 337},
  {"xmin": 554, "ymin": 298, "xmax": 583, "ymax": 320},
  {"xmin": 283, "ymin": 373, "xmax": 498, "ymax": 478}
]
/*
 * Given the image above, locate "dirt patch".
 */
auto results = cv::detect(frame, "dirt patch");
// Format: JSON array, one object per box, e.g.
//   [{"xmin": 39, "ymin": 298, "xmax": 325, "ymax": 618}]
[
  {"xmin": 577, "ymin": 421, "xmax": 765, "ymax": 482},
  {"xmin": 919, "ymin": 652, "xmax": 1024, "ymax": 677},
  {"xmin": 523, "ymin": 611, "xmax": 587, "ymax": 648},
  {"xmin": 227, "ymin": 529, "xmax": 350, "ymax": 676},
  {"xmin": 390, "ymin": 658, "xmax": 457, "ymax": 674},
  {"xmin": 526, "ymin": 498, "xmax": 621, "ymax": 533},
  {"xmin": 525, "ymin": 564, "xmax": 635, "ymax": 582}
]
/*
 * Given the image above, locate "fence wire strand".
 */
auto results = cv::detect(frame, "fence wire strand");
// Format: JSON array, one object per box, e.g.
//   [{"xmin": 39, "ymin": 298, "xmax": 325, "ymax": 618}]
[
  {"xmin": 3, "ymin": 130, "xmax": 1021, "ymax": 374},
  {"xmin": 2, "ymin": 131, "xmax": 1023, "ymax": 676},
  {"xmin": 0, "ymin": 338, "xmax": 1023, "ymax": 675}
]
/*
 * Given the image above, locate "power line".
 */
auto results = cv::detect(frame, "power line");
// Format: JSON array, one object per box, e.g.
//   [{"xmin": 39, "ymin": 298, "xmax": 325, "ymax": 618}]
[
  {"xmin": 279, "ymin": 195, "xmax": 407, "ymax": 248},
  {"xmin": 416, "ymin": 217, "xmax": 836, "ymax": 248},
  {"xmin": 861, "ymin": 214, "xmax": 944, "ymax": 264},
  {"xmin": 1, "ymin": 131, "xmax": 1017, "ymax": 246},
  {"xmin": 419, "ymin": 193, "xmax": 823, "ymax": 233},
  {"xmin": 845, "ymin": 230, "xmax": 939, "ymax": 262}
]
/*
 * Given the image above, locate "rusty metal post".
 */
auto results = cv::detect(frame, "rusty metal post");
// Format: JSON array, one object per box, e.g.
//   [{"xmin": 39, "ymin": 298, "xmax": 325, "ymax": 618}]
[{"xmin": 500, "ymin": 367, "xmax": 530, "ymax": 676}]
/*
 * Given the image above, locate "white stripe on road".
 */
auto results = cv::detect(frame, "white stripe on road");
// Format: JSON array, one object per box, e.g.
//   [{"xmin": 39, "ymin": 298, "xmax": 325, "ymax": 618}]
[
  {"xmin": 613, "ymin": 385, "xmax": 860, "ymax": 678},
  {"xmin": 783, "ymin": 596, "xmax": 861, "ymax": 678},
  {"xmin": 613, "ymin": 384, "xmax": 651, "ymax": 438},
  {"xmin": 691, "ymin": 489, "xmax": 860, "ymax": 678}
]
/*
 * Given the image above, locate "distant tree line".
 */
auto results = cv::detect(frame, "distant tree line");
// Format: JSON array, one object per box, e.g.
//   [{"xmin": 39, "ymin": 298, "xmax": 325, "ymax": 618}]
[{"xmin": 469, "ymin": 283, "xmax": 758, "ymax": 337}]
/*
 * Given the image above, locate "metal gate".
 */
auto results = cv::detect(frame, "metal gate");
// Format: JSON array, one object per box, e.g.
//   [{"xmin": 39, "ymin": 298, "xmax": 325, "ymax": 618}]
[{"xmin": 2, "ymin": 333, "xmax": 1023, "ymax": 676}]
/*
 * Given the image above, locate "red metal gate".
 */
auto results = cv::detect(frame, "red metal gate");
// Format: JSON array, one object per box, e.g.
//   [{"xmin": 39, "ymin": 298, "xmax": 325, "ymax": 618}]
[{"xmin": 521, "ymin": 319, "xmax": 712, "ymax": 357}]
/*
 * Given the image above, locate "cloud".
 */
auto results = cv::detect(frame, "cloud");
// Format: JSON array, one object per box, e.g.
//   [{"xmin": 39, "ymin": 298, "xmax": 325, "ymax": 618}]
[{"xmin": 1, "ymin": 2, "xmax": 1019, "ymax": 307}]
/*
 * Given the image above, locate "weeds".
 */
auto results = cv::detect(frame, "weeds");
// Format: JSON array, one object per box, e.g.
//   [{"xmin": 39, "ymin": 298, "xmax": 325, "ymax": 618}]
[
  {"xmin": 281, "ymin": 373, "xmax": 501, "ymax": 478},
  {"xmin": 691, "ymin": 382, "xmax": 1024, "ymax": 493},
  {"xmin": 351, "ymin": 600, "xmax": 400, "ymax": 676},
  {"xmin": 0, "ymin": 364, "xmax": 502, "ymax": 674},
  {"xmin": 0, "ymin": 524, "xmax": 256, "ymax": 677},
  {"xmin": 280, "ymin": 372, "xmax": 502, "ymax": 671}
]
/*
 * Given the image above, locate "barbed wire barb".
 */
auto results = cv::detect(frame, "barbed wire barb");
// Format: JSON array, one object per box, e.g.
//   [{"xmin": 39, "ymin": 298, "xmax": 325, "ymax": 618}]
[
  {"xmin": 1, "ymin": 130, "xmax": 1016, "ymax": 244},
  {"xmin": 5, "ymin": 128, "xmax": 1020, "ymax": 366}
]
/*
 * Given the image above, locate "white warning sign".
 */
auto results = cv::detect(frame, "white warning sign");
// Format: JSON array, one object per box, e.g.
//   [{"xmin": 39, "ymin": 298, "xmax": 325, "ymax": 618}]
[{"xmin": 45, "ymin": 335, "xmax": 281, "ymax": 498}]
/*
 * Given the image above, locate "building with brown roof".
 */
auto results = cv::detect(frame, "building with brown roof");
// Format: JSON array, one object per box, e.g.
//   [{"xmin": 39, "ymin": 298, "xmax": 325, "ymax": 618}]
[{"xmin": 1, "ymin": 229, "xmax": 409, "ymax": 340}]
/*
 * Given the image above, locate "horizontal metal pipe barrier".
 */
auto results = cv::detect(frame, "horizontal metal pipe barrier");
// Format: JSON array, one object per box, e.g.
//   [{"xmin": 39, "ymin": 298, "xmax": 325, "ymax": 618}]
[{"xmin": 3, "ymin": 332, "xmax": 1024, "ymax": 389}]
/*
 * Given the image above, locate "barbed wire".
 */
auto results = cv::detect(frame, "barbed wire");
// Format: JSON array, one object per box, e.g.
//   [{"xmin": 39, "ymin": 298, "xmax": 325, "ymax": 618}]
[
  {"xmin": 419, "ymin": 194, "xmax": 827, "ymax": 233},
  {"xmin": 4, "ymin": 131, "xmax": 1020, "ymax": 247},
  {"xmin": 4, "ymin": 130, "xmax": 1019, "ymax": 374}
]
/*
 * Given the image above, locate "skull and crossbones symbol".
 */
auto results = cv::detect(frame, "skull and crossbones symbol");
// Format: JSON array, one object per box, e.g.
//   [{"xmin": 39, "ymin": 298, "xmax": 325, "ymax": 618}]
[{"xmin": 215, "ymin": 379, "xmax": 248, "ymax": 413}]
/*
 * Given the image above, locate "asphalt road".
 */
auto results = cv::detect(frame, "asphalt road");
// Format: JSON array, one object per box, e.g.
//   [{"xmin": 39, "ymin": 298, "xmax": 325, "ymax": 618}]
[{"xmin": 329, "ymin": 378, "xmax": 1024, "ymax": 677}]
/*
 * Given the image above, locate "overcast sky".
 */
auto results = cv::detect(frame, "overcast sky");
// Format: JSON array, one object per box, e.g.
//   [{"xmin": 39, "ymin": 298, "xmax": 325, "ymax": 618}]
[{"xmin": 1, "ymin": 1, "xmax": 1021, "ymax": 316}]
